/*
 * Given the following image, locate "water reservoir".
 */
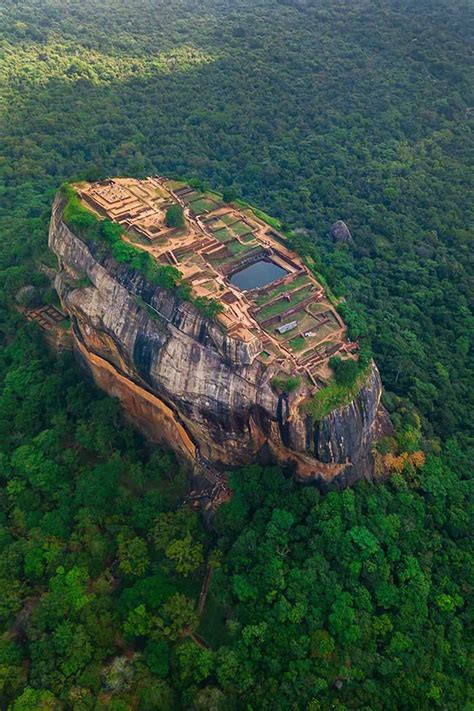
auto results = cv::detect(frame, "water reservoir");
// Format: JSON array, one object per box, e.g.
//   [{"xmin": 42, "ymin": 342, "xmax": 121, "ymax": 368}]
[{"xmin": 229, "ymin": 259, "xmax": 288, "ymax": 291}]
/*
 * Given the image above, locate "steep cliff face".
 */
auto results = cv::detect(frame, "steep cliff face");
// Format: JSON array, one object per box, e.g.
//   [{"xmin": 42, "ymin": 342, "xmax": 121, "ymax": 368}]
[{"xmin": 49, "ymin": 193, "xmax": 387, "ymax": 487}]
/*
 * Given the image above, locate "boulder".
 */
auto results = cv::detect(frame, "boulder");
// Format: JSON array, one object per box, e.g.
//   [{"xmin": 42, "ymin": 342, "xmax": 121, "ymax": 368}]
[{"xmin": 329, "ymin": 220, "xmax": 354, "ymax": 244}]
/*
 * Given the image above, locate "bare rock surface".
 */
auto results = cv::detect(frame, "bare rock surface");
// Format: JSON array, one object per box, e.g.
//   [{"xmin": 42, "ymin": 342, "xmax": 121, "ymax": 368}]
[{"xmin": 329, "ymin": 220, "xmax": 354, "ymax": 244}]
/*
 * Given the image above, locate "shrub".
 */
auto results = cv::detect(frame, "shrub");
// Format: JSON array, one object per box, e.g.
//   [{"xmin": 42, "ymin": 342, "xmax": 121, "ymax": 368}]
[
  {"xmin": 271, "ymin": 375, "xmax": 301, "ymax": 393},
  {"xmin": 222, "ymin": 187, "xmax": 237, "ymax": 203},
  {"xmin": 193, "ymin": 296, "xmax": 224, "ymax": 319},
  {"xmin": 165, "ymin": 204, "xmax": 184, "ymax": 228},
  {"xmin": 61, "ymin": 184, "xmax": 100, "ymax": 239},
  {"xmin": 329, "ymin": 356, "xmax": 360, "ymax": 387}
]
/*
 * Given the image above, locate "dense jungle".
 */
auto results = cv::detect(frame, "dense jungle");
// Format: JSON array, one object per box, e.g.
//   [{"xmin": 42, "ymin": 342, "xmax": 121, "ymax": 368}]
[{"xmin": 0, "ymin": 0, "xmax": 472, "ymax": 708}]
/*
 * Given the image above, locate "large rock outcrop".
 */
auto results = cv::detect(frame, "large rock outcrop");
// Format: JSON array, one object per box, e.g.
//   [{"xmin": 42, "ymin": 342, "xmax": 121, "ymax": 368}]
[
  {"xmin": 329, "ymin": 220, "xmax": 354, "ymax": 245},
  {"xmin": 49, "ymin": 193, "xmax": 387, "ymax": 487}
]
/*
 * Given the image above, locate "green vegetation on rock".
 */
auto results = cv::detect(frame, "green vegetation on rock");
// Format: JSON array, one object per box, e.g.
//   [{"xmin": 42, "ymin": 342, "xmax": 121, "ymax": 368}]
[
  {"xmin": 235, "ymin": 199, "xmax": 282, "ymax": 230},
  {"xmin": 330, "ymin": 355, "xmax": 361, "ymax": 387},
  {"xmin": 165, "ymin": 204, "xmax": 184, "ymax": 228},
  {"xmin": 306, "ymin": 364, "xmax": 371, "ymax": 422},
  {"xmin": 271, "ymin": 375, "xmax": 301, "ymax": 394},
  {"xmin": 61, "ymin": 184, "xmax": 223, "ymax": 319}
]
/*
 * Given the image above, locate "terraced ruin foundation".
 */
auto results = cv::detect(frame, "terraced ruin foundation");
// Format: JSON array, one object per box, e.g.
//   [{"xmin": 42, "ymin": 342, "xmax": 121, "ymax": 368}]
[{"xmin": 75, "ymin": 176, "xmax": 354, "ymax": 389}]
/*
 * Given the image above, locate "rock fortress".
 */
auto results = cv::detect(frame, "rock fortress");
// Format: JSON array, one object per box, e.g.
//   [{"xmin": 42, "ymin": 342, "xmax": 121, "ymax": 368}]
[{"xmin": 49, "ymin": 176, "xmax": 390, "ymax": 505}]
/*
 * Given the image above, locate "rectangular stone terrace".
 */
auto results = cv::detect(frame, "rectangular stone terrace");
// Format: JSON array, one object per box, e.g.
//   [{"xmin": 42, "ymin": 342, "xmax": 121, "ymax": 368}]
[{"xmin": 77, "ymin": 177, "xmax": 357, "ymax": 388}]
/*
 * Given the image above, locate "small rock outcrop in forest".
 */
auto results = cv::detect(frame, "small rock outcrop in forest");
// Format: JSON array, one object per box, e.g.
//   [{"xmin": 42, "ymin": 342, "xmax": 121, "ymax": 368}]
[
  {"xmin": 329, "ymin": 220, "xmax": 354, "ymax": 244},
  {"xmin": 49, "ymin": 177, "xmax": 388, "ymax": 488}
]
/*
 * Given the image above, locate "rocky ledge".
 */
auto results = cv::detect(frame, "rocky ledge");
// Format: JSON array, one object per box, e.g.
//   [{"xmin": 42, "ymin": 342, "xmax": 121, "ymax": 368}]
[{"xmin": 49, "ymin": 191, "xmax": 388, "ymax": 488}]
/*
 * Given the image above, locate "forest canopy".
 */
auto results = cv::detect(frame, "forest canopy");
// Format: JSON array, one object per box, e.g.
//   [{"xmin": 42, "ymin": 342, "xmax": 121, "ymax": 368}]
[{"xmin": 0, "ymin": 0, "xmax": 472, "ymax": 709}]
